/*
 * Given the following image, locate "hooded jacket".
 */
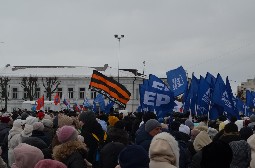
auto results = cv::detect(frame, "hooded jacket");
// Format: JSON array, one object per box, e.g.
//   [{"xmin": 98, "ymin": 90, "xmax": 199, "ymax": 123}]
[
  {"xmin": 247, "ymin": 134, "xmax": 255, "ymax": 168},
  {"xmin": 149, "ymin": 132, "xmax": 179, "ymax": 168}
]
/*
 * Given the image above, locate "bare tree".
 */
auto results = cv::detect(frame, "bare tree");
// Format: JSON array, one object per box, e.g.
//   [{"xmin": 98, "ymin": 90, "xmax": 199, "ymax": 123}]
[
  {"xmin": 0, "ymin": 76, "xmax": 10, "ymax": 111},
  {"xmin": 20, "ymin": 76, "xmax": 38, "ymax": 101},
  {"xmin": 42, "ymin": 77, "xmax": 61, "ymax": 101}
]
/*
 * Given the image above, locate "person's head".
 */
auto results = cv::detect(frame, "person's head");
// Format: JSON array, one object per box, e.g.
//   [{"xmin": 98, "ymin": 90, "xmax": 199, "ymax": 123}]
[
  {"xmin": 34, "ymin": 159, "xmax": 67, "ymax": 168},
  {"xmin": 78, "ymin": 111, "xmax": 96, "ymax": 126},
  {"xmin": 118, "ymin": 145, "xmax": 149, "ymax": 168},
  {"xmin": 185, "ymin": 119, "xmax": 194, "ymax": 130},
  {"xmin": 145, "ymin": 119, "xmax": 162, "ymax": 137},
  {"xmin": 224, "ymin": 123, "xmax": 239, "ymax": 135},
  {"xmin": 56, "ymin": 125, "xmax": 78, "ymax": 143},
  {"xmin": 143, "ymin": 112, "xmax": 157, "ymax": 123},
  {"xmin": 12, "ymin": 143, "xmax": 44, "ymax": 168},
  {"xmin": 149, "ymin": 132, "xmax": 180, "ymax": 167},
  {"xmin": 201, "ymin": 140, "xmax": 232, "ymax": 168}
]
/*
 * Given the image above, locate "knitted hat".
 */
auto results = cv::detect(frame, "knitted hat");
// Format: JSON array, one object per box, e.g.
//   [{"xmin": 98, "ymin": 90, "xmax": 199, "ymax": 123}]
[
  {"xmin": 21, "ymin": 124, "xmax": 34, "ymax": 137},
  {"xmin": 0, "ymin": 116, "xmax": 11, "ymax": 123},
  {"xmin": 185, "ymin": 119, "xmax": 194, "ymax": 129},
  {"xmin": 78, "ymin": 111, "xmax": 96, "ymax": 125},
  {"xmin": 118, "ymin": 145, "xmax": 149, "ymax": 168},
  {"xmin": 22, "ymin": 137, "xmax": 48, "ymax": 150},
  {"xmin": 229, "ymin": 140, "xmax": 251, "ymax": 168},
  {"xmin": 26, "ymin": 116, "xmax": 39, "ymax": 125},
  {"xmin": 179, "ymin": 124, "xmax": 190, "ymax": 135},
  {"xmin": 58, "ymin": 115, "xmax": 73, "ymax": 128},
  {"xmin": 33, "ymin": 122, "xmax": 45, "ymax": 131},
  {"xmin": 108, "ymin": 116, "xmax": 119, "ymax": 127},
  {"xmin": 37, "ymin": 112, "xmax": 45, "ymax": 120},
  {"xmin": 21, "ymin": 112, "xmax": 29, "ymax": 120},
  {"xmin": 56, "ymin": 125, "xmax": 78, "ymax": 143},
  {"xmin": 34, "ymin": 159, "xmax": 67, "ymax": 168},
  {"xmin": 250, "ymin": 114, "xmax": 255, "ymax": 122},
  {"xmin": 13, "ymin": 143, "xmax": 44, "ymax": 168},
  {"xmin": 42, "ymin": 119, "xmax": 53, "ymax": 128},
  {"xmin": 145, "ymin": 119, "xmax": 161, "ymax": 133}
]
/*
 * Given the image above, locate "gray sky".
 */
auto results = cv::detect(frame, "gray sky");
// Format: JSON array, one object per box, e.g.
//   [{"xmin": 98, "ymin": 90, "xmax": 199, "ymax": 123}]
[{"xmin": 1, "ymin": 0, "xmax": 255, "ymax": 93}]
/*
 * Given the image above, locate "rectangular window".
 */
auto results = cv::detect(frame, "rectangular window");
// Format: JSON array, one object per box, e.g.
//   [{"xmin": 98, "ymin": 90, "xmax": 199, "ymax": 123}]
[
  {"xmin": 91, "ymin": 91, "xmax": 97, "ymax": 99},
  {"xmin": 136, "ymin": 88, "xmax": 139, "ymax": 100},
  {"xmin": 57, "ymin": 88, "xmax": 63, "ymax": 99},
  {"xmin": 68, "ymin": 88, "xmax": 74, "ymax": 99},
  {"xmin": 79, "ymin": 88, "xmax": 85, "ymax": 99},
  {"xmin": 12, "ymin": 88, "xmax": 18, "ymax": 99},
  {"xmin": 35, "ymin": 88, "xmax": 40, "ymax": 99}
]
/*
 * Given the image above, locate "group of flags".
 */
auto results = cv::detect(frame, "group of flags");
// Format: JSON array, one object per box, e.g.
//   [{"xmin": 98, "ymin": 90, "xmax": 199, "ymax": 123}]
[
  {"xmin": 137, "ymin": 65, "xmax": 255, "ymax": 120},
  {"xmin": 32, "ymin": 66, "xmax": 255, "ymax": 120},
  {"xmin": 34, "ymin": 91, "xmax": 115, "ymax": 114}
]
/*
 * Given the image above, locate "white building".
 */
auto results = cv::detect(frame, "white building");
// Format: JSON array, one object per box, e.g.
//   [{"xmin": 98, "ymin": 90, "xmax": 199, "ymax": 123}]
[{"xmin": 0, "ymin": 64, "xmax": 145, "ymax": 112}]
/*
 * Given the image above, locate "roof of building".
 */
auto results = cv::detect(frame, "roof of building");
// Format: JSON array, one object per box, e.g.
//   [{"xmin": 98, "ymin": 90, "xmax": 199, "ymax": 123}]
[{"xmin": 0, "ymin": 64, "xmax": 144, "ymax": 78}]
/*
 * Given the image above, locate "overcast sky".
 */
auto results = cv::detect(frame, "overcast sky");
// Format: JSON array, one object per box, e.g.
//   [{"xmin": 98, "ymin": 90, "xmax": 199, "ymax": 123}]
[{"xmin": 1, "ymin": 0, "xmax": 255, "ymax": 93}]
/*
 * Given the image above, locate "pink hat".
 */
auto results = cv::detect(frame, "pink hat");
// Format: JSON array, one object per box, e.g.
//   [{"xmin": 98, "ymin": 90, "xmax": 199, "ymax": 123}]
[
  {"xmin": 34, "ymin": 159, "xmax": 67, "ymax": 168},
  {"xmin": 12, "ymin": 143, "xmax": 44, "ymax": 168},
  {"xmin": 56, "ymin": 126, "xmax": 78, "ymax": 143}
]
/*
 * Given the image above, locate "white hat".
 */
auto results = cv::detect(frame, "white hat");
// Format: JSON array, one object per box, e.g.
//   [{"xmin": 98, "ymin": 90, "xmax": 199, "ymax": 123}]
[{"xmin": 179, "ymin": 124, "xmax": 190, "ymax": 135}]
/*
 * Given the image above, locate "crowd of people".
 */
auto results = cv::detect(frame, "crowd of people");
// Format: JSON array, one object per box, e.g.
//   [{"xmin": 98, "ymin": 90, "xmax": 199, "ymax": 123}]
[{"xmin": 0, "ymin": 108, "xmax": 254, "ymax": 168}]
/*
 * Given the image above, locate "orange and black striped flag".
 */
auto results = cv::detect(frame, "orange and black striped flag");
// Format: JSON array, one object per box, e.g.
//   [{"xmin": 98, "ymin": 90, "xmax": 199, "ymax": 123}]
[{"xmin": 89, "ymin": 70, "xmax": 131, "ymax": 107}]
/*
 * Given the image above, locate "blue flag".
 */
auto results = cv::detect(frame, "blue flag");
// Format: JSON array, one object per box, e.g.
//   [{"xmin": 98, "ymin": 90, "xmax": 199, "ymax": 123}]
[
  {"xmin": 226, "ymin": 76, "xmax": 240, "ymax": 119},
  {"xmin": 188, "ymin": 74, "xmax": 199, "ymax": 115},
  {"xmin": 212, "ymin": 74, "xmax": 236, "ymax": 119},
  {"xmin": 235, "ymin": 97, "xmax": 245, "ymax": 114},
  {"xmin": 139, "ymin": 74, "xmax": 176, "ymax": 117},
  {"xmin": 83, "ymin": 98, "xmax": 92, "ymax": 108},
  {"xmin": 196, "ymin": 76, "xmax": 211, "ymax": 116},
  {"xmin": 104, "ymin": 101, "xmax": 114, "ymax": 114},
  {"xmin": 205, "ymin": 72, "xmax": 216, "ymax": 88},
  {"xmin": 93, "ymin": 94, "xmax": 105, "ymax": 112},
  {"xmin": 246, "ymin": 90, "xmax": 255, "ymax": 108},
  {"xmin": 166, "ymin": 66, "xmax": 187, "ymax": 97}
]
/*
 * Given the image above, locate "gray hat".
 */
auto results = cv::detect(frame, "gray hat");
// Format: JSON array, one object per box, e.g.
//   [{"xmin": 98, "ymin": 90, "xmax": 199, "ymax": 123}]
[
  {"xmin": 185, "ymin": 119, "xmax": 194, "ymax": 129},
  {"xmin": 250, "ymin": 114, "xmax": 255, "ymax": 123},
  {"xmin": 145, "ymin": 119, "xmax": 161, "ymax": 133}
]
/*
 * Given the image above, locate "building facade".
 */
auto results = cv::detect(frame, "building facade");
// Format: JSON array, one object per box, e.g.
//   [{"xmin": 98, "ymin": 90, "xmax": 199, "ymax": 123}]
[
  {"xmin": 237, "ymin": 78, "xmax": 255, "ymax": 101},
  {"xmin": 0, "ymin": 64, "xmax": 145, "ymax": 112}
]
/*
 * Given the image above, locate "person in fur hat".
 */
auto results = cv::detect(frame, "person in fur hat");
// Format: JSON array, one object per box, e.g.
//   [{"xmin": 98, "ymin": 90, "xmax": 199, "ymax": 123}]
[
  {"xmin": 34, "ymin": 159, "xmax": 67, "ymax": 168},
  {"xmin": 8, "ymin": 119, "xmax": 25, "ymax": 167},
  {"xmin": 52, "ymin": 125, "xmax": 89, "ymax": 168},
  {"xmin": 149, "ymin": 132, "xmax": 180, "ymax": 168}
]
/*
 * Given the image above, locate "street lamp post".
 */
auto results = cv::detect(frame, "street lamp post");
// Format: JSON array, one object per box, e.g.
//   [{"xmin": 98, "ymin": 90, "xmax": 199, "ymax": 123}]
[{"xmin": 114, "ymin": 35, "xmax": 124, "ymax": 83}]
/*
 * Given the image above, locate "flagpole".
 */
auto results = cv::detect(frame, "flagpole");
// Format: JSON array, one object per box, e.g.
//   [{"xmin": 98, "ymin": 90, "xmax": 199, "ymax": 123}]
[{"xmin": 114, "ymin": 34, "xmax": 124, "ymax": 83}]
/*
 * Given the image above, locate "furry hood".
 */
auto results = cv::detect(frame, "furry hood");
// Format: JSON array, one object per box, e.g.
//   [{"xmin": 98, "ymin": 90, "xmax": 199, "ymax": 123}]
[
  {"xmin": 247, "ymin": 134, "xmax": 255, "ymax": 151},
  {"xmin": 193, "ymin": 131, "xmax": 212, "ymax": 152},
  {"xmin": 52, "ymin": 140, "xmax": 87, "ymax": 161},
  {"xmin": 149, "ymin": 132, "xmax": 180, "ymax": 167},
  {"xmin": 8, "ymin": 127, "xmax": 23, "ymax": 140}
]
